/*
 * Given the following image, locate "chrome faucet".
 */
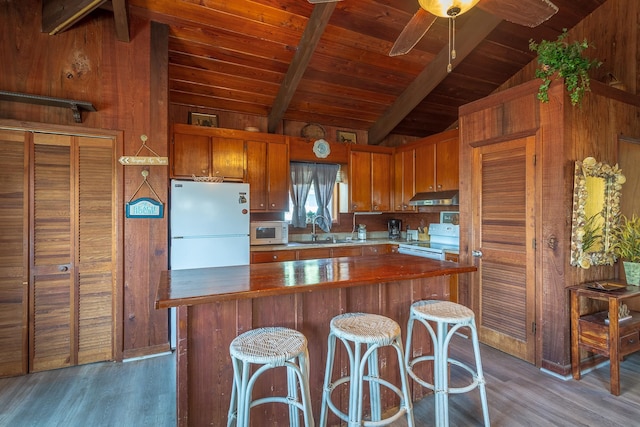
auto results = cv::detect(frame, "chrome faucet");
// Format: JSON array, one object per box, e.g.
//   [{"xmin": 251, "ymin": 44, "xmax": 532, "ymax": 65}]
[{"xmin": 311, "ymin": 215, "xmax": 328, "ymax": 242}]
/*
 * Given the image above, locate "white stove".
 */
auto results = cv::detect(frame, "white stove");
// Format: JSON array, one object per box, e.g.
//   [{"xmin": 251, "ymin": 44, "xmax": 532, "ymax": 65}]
[{"xmin": 398, "ymin": 223, "xmax": 459, "ymax": 260}]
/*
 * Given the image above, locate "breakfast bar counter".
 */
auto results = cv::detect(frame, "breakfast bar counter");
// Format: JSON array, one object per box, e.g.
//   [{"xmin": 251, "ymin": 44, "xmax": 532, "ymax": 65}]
[{"xmin": 156, "ymin": 254, "xmax": 476, "ymax": 426}]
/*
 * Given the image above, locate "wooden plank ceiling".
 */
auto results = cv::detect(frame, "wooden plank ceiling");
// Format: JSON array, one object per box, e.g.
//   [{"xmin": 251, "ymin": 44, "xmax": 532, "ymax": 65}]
[{"xmin": 52, "ymin": 0, "xmax": 609, "ymax": 142}]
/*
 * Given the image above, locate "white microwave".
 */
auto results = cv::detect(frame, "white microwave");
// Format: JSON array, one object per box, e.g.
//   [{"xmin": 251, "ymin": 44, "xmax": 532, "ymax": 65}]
[{"xmin": 250, "ymin": 221, "xmax": 289, "ymax": 245}]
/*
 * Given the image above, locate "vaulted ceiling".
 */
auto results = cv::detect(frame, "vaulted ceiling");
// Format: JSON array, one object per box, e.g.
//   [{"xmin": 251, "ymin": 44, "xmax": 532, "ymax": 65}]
[{"xmin": 47, "ymin": 0, "xmax": 609, "ymax": 143}]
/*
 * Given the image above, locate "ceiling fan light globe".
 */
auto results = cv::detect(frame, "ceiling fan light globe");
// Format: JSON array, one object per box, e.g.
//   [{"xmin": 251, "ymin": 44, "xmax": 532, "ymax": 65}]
[{"xmin": 418, "ymin": 0, "xmax": 480, "ymax": 18}]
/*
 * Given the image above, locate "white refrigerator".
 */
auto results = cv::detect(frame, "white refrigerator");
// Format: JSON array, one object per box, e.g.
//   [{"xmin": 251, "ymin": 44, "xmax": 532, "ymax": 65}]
[{"xmin": 169, "ymin": 180, "xmax": 250, "ymax": 346}]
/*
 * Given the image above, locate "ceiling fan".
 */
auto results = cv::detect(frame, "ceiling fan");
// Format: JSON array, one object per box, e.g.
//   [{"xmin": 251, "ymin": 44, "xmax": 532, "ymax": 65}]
[{"xmin": 306, "ymin": 0, "xmax": 558, "ymax": 57}]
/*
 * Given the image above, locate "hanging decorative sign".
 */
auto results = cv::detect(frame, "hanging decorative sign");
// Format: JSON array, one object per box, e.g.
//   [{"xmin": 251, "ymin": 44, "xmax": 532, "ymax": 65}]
[
  {"xmin": 126, "ymin": 197, "xmax": 164, "ymax": 218},
  {"xmin": 119, "ymin": 156, "xmax": 168, "ymax": 166},
  {"xmin": 118, "ymin": 134, "xmax": 168, "ymax": 166},
  {"xmin": 125, "ymin": 170, "xmax": 165, "ymax": 219}
]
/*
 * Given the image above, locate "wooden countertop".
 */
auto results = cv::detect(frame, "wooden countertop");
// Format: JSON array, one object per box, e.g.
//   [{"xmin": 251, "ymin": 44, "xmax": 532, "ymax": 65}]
[{"xmin": 156, "ymin": 253, "xmax": 476, "ymax": 308}]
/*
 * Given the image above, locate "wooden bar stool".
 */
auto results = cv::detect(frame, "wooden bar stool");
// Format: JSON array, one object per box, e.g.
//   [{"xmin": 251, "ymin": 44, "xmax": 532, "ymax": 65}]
[
  {"xmin": 405, "ymin": 300, "xmax": 490, "ymax": 427},
  {"xmin": 227, "ymin": 327, "xmax": 314, "ymax": 427},
  {"xmin": 319, "ymin": 312, "xmax": 414, "ymax": 427}
]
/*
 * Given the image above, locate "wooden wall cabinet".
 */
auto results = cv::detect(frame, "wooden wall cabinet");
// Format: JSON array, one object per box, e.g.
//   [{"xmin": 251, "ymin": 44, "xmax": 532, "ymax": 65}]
[
  {"xmin": 414, "ymin": 129, "xmax": 459, "ymax": 193},
  {"xmin": 246, "ymin": 138, "xmax": 289, "ymax": 212},
  {"xmin": 171, "ymin": 124, "xmax": 245, "ymax": 180},
  {"xmin": 171, "ymin": 124, "xmax": 289, "ymax": 212},
  {"xmin": 349, "ymin": 146, "xmax": 392, "ymax": 212},
  {"xmin": 393, "ymin": 148, "xmax": 415, "ymax": 212}
]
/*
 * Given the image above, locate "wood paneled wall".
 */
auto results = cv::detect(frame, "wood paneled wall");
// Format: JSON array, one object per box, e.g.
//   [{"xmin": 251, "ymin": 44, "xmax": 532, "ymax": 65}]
[{"xmin": 0, "ymin": 2, "xmax": 169, "ymax": 357}]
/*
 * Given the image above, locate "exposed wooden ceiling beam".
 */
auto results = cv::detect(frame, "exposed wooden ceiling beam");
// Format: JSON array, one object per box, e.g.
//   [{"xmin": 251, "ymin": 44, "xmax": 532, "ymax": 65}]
[
  {"xmin": 368, "ymin": 10, "xmax": 502, "ymax": 145},
  {"xmin": 42, "ymin": 0, "xmax": 107, "ymax": 35},
  {"xmin": 111, "ymin": 0, "xmax": 130, "ymax": 42},
  {"xmin": 42, "ymin": 0, "xmax": 129, "ymax": 42},
  {"xmin": 267, "ymin": 2, "xmax": 337, "ymax": 134}
]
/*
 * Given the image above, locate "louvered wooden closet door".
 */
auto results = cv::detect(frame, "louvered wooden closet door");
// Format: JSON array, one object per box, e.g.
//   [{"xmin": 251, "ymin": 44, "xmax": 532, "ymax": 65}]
[
  {"xmin": 0, "ymin": 130, "xmax": 29, "ymax": 377},
  {"xmin": 30, "ymin": 133, "xmax": 115, "ymax": 372},
  {"xmin": 471, "ymin": 136, "xmax": 536, "ymax": 363}
]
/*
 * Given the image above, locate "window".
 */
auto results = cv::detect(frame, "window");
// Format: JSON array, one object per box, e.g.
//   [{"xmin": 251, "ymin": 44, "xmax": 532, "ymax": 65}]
[{"xmin": 285, "ymin": 185, "xmax": 339, "ymax": 224}]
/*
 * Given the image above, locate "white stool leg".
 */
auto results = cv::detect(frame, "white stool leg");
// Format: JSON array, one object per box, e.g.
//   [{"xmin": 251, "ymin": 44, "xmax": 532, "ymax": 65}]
[
  {"xmin": 350, "ymin": 338, "xmax": 363, "ymax": 426},
  {"xmin": 434, "ymin": 319, "xmax": 448, "ymax": 427},
  {"xmin": 367, "ymin": 346, "xmax": 381, "ymax": 422},
  {"xmin": 470, "ymin": 319, "xmax": 490, "ymax": 427},
  {"xmin": 319, "ymin": 333, "xmax": 337, "ymax": 427},
  {"xmin": 392, "ymin": 336, "xmax": 415, "ymax": 427},
  {"xmin": 287, "ymin": 361, "xmax": 300, "ymax": 427},
  {"xmin": 298, "ymin": 349, "xmax": 315, "ymax": 427}
]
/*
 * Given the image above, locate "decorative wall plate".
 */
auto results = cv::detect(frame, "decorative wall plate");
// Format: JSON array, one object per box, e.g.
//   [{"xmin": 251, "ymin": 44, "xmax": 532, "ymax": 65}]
[
  {"xmin": 312, "ymin": 139, "xmax": 330, "ymax": 158},
  {"xmin": 301, "ymin": 123, "xmax": 326, "ymax": 140}
]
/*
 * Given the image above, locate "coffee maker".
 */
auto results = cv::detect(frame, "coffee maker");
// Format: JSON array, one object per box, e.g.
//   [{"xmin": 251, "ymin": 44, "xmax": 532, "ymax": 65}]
[{"xmin": 388, "ymin": 219, "xmax": 402, "ymax": 240}]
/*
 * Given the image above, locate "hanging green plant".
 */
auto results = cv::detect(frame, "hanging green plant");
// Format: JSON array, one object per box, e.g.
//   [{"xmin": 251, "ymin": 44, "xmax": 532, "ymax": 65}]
[{"xmin": 529, "ymin": 29, "xmax": 601, "ymax": 106}]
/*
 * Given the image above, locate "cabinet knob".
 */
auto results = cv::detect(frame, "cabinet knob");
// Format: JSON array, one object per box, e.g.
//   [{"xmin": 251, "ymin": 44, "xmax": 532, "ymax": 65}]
[
  {"xmin": 272, "ymin": 255, "xmax": 278, "ymax": 260},
  {"xmin": 270, "ymin": 203, "xmax": 276, "ymax": 207},
  {"xmin": 437, "ymin": 184, "xmax": 442, "ymax": 189},
  {"xmin": 472, "ymin": 250, "xmax": 483, "ymax": 258}
]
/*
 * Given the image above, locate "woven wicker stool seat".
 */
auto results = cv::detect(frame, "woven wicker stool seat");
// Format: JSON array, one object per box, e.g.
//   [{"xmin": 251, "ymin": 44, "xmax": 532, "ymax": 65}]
[
  {"xmin": 227, "ymin": 327, "xmax": 314, "ymax": 427},
  {"xmin": 405, "ymin": 300, "xmax": 490, "ymax": 427},
  {"xmin": 319, "ymin": 313, "xmax": 414, "ymax": 427}
]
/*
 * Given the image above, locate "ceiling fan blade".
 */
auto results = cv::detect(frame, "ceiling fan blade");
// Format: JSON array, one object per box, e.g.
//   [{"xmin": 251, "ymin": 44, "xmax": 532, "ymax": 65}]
[
  {"xmin": 478, "ymin": 0, "xmax": 558, "ymax": 27},
  {"xmin": 389, "ymin": 8, "xmax": 438, "ymax": 57},
  {"xmin": 307, "ymin": 0, "xmax": 342, "ymax": 3}
]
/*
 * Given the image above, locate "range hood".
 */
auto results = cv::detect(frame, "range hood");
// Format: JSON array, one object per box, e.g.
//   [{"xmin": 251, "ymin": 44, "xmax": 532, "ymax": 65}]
[{"xmin": 409, "ymin": 190, "xmax": 459, "ymax": 206}]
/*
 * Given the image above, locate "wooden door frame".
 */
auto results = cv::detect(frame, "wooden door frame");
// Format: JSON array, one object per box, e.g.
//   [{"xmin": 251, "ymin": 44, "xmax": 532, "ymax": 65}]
[{"xmin": 0, "ymin": 119, "xmax": 124, "ymax": 363}]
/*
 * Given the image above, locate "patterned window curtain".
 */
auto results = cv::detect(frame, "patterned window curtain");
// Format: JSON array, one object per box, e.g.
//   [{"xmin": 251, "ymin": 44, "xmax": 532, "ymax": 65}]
[
  {"xmin": 289, "ymin": 162, "xmax": 314, "ymax": 228},
  {"xmin": 313, "ymin": 163, "xmax": 339, "ymax": 232}
]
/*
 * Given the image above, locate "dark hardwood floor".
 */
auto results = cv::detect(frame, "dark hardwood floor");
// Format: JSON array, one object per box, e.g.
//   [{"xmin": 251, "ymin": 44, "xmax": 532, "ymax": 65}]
[{"xmin": 1, "ymin": 335, "xmax": 639, "ymax": 426}]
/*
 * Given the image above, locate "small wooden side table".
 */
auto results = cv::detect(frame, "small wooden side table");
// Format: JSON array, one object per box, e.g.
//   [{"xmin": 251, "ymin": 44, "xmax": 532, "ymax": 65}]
[{"xmin": 569, "ymin": 281, "xmax": 640, "ymax": 395}]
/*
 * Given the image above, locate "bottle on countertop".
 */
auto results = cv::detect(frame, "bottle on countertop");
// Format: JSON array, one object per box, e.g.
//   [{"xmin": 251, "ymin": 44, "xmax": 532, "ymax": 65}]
[
  {"xmin": 406, "ymin": 225, "xmax": 412, "ymax": 242},
  {"xmin": 357, "ymin": 224, "xmax": 367, "ymax": 241}
]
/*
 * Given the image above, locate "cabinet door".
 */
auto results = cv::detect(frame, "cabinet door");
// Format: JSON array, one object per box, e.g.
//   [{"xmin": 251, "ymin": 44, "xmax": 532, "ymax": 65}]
[
  {"xmin": 349, "ymin": 150, "xmax": 372, "ymax": 211},
  {"xmin": 415, "ymin": 143, "xmax": 436, "ymax": 192},
  {"xmin": 297, "ymin": 248, "xmax": 332, "ymax": 260},
  {"xmin": 0, "ymin": 130, "xmax": 28, "ymax": 377},
  {"xmin": 30, "ymin": 133, "xmax": 115, "ymax": 372},
  {"xmin": 211, "ymin": 137, "xmax": 244, "ymax": 180},
  {"xmin": 31, "ymin": 133, "xmax": 74, "ymax": 372},
  {"xmin": 172, "ymin": 132, "xmax": 210, "ymax": 177},
  {"xmin": 435, "ymin": 137, "xmax": 459, "ymax": 191},
  {"xmin": 393, "ymin": 149, "xmax": 415, "ymax": 211},
  {"xmin": 251, "ymin": 250, "xmax": 296, "ymax": 263},
  {"xmin": 266, "ymin": 141, "xmax": 289, "ymax": 211},
  {"xmin": 246, "ymin": 140, "xmax": 268, "ymax": 210},
  {"xmin": 371, "ymin": 152, "xmax": 391, "ymax": 211}
]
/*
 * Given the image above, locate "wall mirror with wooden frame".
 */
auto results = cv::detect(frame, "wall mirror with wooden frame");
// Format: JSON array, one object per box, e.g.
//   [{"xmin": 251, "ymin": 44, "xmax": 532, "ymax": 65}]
[{"xmin": 570, "ymin": 157, "xmax": 625, "ymax": 268}]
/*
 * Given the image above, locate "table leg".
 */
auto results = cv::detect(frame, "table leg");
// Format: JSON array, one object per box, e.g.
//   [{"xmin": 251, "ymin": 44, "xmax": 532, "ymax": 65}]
[
  {"xmin": 570, "ymin": 290, "xmax": 581, "ymax": 380},
  {"xmin": 609, "ymin": 297, "xmax": 620, "ymax": 396}
]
